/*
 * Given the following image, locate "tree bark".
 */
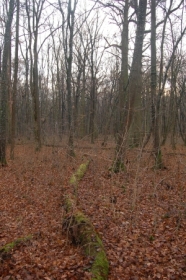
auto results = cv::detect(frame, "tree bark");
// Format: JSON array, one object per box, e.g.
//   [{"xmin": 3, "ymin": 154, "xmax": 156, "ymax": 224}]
[
  {"xmin": 0, "ymin": 0, "xmax": 14, "ymax": 165},
  {"xmin": 10, "ymin": 0, "xmax": 19, "ymax": 159},
  {"xmin": 114, "ymin": 0, "xmax": 129, "ymax": 172},
  {"xmin": 114, "ymin": 0, "xmax": 147, "ymax": 172},
  {"xmin": 151, "ymin": 0, "xmax": 163, "ymax": 168}
]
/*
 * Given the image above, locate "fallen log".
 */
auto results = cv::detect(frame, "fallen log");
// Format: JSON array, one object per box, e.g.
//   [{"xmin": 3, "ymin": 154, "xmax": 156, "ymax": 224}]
[{"xmin": 62, "ymin": 161, "xmax": 109, "ymax": 280}]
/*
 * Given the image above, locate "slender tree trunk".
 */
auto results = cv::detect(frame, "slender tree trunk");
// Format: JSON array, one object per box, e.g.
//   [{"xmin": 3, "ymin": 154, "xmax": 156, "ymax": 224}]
[
  {"xmin": 0, "ymin": 0, "xmax": 14, "ymax": 165},
  {"xmin": 90, "ymin": 76, "xmax": 96, "ymax": 144},
  {"xmin": 114, "ymin": 0, "xmax": 129, "ymax": 171},
  {"xmin": 80, "ymin": 62, "xmax": 86, "ymax": 138},
  {"xmin": 59, "ymin": 0, "xmax": 78, "ymax": 156},
  {"xmin": 151, "ymin": 0, "xmax": 163, "ymax": 168},
  {"xmin": 32, "ymin": 27, "xmax": 41, "ymax": 151},
  {"xmin": 10, "ymin": 0, "xmax": 19, "ymax": 159},
  {"xmin": 26, "ymin": 0, "xmax": 44, "ymax": 151}
]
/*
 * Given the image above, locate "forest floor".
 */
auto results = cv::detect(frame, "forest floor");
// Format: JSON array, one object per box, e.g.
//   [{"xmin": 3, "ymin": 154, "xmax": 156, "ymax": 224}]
[{"xmin": 0, "ymin": 140, "xmax": 186, "ymax": 280}]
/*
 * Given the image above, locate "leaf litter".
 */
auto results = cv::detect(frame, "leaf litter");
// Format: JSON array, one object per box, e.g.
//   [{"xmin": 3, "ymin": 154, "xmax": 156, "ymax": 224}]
[{"xmin": 0, "ymin": 143, "xmax": 186, "ymax": 279}]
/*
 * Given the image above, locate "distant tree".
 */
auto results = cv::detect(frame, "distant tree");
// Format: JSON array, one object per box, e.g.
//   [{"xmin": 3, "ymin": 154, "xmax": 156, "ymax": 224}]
[
  {"xmin": 154, "ymin": 0, "xmax": 185, "ymax": 165},
  {"xmin": 86, "ymin": 13, "xmax": 104, "ymax": 143},
  {"xmin": 58, "ymin": 0, "xmax": 78, "ymax": 156},
  {"xmin": 50, "ymin": 31, "xmax": 66, "ymax": 140},
  {"xmin": 25, "ymin": 0, "xmax": 46, "ymax": 151}
]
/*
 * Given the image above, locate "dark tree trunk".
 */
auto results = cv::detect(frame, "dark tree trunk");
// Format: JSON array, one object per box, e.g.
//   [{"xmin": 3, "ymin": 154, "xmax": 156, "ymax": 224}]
[
  {"xmin": 114, "ymin": 0, "xmax": 147, "ymax": 172},
  {"xmin": 10, "ymin": 0, "xmax": 19, "ymax": 159},
  {"xmin": 0, "ymin": 0, "xmax": 14, "ymax": 165},
  {"xmin": 151, "ymin": 0, "xmax": 163, "ymax": 168},
  {"xmin": 114, "ymin": 0, "xmax": 129, "ymax": 172},
  {"xmin": 59, "ymin": 0, "xmax": 78, "ymax": 156}
]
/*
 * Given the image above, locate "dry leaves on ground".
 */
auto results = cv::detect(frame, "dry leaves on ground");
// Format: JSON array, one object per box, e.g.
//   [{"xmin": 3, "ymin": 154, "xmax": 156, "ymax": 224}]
[{"xmin": 0, "ymin": 142, "xmax": 186, "ymax": 279}]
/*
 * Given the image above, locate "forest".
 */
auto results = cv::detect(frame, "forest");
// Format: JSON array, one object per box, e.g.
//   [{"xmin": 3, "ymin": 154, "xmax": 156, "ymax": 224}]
[{"xmin": 0, "ymin": 0, "xmax": 186, "ymax": 279}]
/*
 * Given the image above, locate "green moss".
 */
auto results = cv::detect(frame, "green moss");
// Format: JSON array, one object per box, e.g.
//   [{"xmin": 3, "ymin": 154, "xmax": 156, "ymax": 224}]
[
  {"xmin": 81, "ymin": 232, "xmax": 109, "ymax": 279},
  {"xmin": 1, "ymin": 242, "xmax": 16, "ymax": 253},
  {"xmin": 0, "ymin": 235, "xmax": 32, "ymax": 254},
  {"xmin": 70, "ymin": 174, "xmax": 76, "ymax": 185},
  {"xmin": 91, "ymin": 249, "xmax": 109, "ymax": 280},
  {"xmin": 64, "ymin": 160, "xmax": 109, "ymax": 279},
  {"xmin": 64, "ymin": 196, "xmax": 74, "ymax": 212},
  {"xmin": 63, "ymin": 208, "xmax": 109, "ymax": 280},
  {"xmin": 74, "ymin": 214, "xmax": 109, "ymax": 279},
  {"xmin": 149, "ymin": 235, "xmax": 155, "ymax": 242},
  {"xmin": 75, "ymin": 211, "xmax": 89, "ymax": 223},
  {"xmin": 70, "ymin": 161, "xmax": 89, "ymax": 186},
  {"xmin": 74, "ymin": 211, "xmax": 94, "ymax": 245}
]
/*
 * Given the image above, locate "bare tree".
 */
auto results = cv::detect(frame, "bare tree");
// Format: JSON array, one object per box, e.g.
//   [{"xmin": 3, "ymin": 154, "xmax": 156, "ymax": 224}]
[
  {"xmin": 10, "ymin": 0, "xmax": 19, "ymax": 159},
  {"xmin": 114, "ymin": 0, "xmax": 147, "ymax": 171},
  {"xmin": 0, "ymin": 0, "xmax": 14, "ymax": 165},
  {"xmin": 151, "ymin": 0, "xmax": 163, "ymax": 168},
  {"xmin": 58, "ymin": 0, "xmax": 78, "ymax": 156},
  {"xmin": 114, "ymin": 0, "xmax": 129, "ymax": 171},
  {"xmin": 86, "ymin": 13, "xmax": 104, "ymax": 143},
  {"xmin": 25, "ymin": 0, "xmax": 46, "ymax": 151}
]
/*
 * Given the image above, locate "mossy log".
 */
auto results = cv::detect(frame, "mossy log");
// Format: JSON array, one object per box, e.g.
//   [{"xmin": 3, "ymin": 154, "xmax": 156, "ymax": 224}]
[
  {"xmin": 0, "ymin": 235, "xmax": 32, "ymax": 260},
  {"xmin": 70, "ymin": 161, "xmax": 90, "ymax": 186},
  {"xmin": 70, "ymin": 160, "xmax": 90, "ymax": 199},
  {"xmin": 63, "ymin": 161, "xmax": 109, "ymax": 279},
  {"xmin": 63, "ymin": 201, "xmax": 109, "ymax": 280}
]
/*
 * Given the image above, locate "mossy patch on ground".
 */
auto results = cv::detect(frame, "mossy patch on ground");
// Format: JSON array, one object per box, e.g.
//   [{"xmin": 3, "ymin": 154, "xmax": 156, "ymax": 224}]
[{"xmin": 0, "ymin": 235, "xmax": 32, "ymax": 260}]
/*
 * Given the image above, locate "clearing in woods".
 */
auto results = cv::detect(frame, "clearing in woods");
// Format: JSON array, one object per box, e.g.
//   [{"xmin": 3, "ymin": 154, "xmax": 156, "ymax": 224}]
[{"xmin": 0, "ymin": 141, "xmax": 186, "ymax": 279}]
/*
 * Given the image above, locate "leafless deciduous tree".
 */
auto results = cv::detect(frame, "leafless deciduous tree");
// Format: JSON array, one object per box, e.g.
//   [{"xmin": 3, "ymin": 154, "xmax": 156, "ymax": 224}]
[
  {"xmin": 10, "ymin": 0, "xmax": 19, "ymax": 160},
  {"xmin": 0, "ymin": 0, "xmax": 14, "ymax": 165},
  {"xmin": 26, "ymin": 0, "xmax": 46, "ymax": 151},
  {"xmin": 58, "ymin": 0, "xmax": 78, "ymax": 156}
]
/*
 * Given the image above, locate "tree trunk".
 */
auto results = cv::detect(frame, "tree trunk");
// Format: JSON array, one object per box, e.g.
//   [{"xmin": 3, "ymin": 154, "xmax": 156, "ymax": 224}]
[
  {"xmin": 10, "ymin": 0, "xmax": 19, "ymax": 159},
  {"xmin": 32, "ymin": 5, "xmax": 42, "ymax": 151},
  {"xmin": 114, "ymin": 0, "xmax": 147, "ymax": 172},
  {"xmin": 60, "ymin": 0, "xmax": 78, "ymax": 157},
  {"xmin": 151, "ymin": 0, "xmax": 163, "ymax": 169},
  {"xmin": 113, "ymin": 0, "xmax": 129, "ymax": 172},
  {"xmin": 125, "ymin": 0, "xmax": 147, "ymax": 134},
  {"xmin": 0, "ymin": 0, "xmax": 14, "ymax": 165}
]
